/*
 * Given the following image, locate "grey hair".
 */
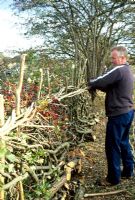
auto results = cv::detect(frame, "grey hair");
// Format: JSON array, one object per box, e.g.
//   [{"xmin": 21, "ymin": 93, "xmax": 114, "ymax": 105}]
[{"xmin": 111, "ymin": 46, "xmax": 128, "ymax": 58}]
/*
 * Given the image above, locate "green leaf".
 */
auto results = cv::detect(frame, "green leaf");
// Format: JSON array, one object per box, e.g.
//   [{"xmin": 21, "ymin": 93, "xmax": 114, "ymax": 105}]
[
  {"xmin": 0, "ymin": 164, "xmax": 5, "ymax": 171},
  {"xmin": 8, "ymin": 164, "xmax": 15, "ymax": 173},
  {"xmin": 0, "ymin": 148, "xmax": 7, "ymax": 158},
  {"xmin": 6, "ymin": 153, "xmax": 16, "ymax": 162},
  {"xmin": 35, "ymin": 190, "xmax": 42, "ymax": 196}
]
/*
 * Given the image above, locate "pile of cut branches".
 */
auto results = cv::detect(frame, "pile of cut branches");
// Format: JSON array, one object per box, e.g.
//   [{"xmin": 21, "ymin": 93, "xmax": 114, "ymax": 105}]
[
  {"xmin": 0, "ymin": 102, "xmax": 67, "ymax": 199},
  {"xmin": 0, "ymin": 54, "xmax": 101, "ymax": 199},
  {"xmin": 0, "ymin": 90, "xmax": 100, "ymax": 200}
]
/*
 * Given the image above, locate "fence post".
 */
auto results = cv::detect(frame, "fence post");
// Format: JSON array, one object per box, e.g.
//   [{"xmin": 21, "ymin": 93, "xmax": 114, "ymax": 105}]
[{"xmin": 0, "ymin": 94, "xmax": 5, "ymax": 200}]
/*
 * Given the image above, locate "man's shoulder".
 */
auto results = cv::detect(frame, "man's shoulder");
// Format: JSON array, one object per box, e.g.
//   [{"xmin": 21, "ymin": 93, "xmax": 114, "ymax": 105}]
[
  {"xmin": 113, "ymin": 64, "xmax": 130, "ymax": 73},
  {"xmin": 107, "ymin": 65, "xmax": 124, "ymax": 75}
]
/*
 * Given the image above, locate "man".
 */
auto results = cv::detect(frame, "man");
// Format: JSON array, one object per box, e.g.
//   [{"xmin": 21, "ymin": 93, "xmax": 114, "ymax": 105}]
[{"xmin": 88, "ymin": 46, "xmax": 134, "ymax": 185}]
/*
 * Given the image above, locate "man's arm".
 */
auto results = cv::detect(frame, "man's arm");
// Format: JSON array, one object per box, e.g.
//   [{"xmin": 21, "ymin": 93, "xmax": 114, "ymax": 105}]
[{"xmin": 88, "ymin": 65, "xmax": 123, "ymax": 91}]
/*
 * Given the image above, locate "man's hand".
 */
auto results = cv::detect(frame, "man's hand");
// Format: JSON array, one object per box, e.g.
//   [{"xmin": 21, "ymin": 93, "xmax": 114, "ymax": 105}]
[
  {"xmin": 87, "ymin": 84, "xmax": 96, "ymax": 102},
  {"xmin": 87, "ymin": 85, "xmax": 92, "ymax": 93},
  {"xmin": 91, "ymin": 89, "xmax": 96, "ymax": 102},
  {"xmin": 87, "ymin": 85, "xmax": 95, "ymax": 93}
]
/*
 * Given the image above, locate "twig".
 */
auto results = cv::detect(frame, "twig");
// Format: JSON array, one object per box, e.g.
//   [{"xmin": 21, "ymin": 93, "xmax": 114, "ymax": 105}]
[
  {"xmin": 3, "ymin": 173, "xmax": 29, "ymax": 190},
  {"xmin": 58, "ymin": 87, "xmax": 87, "ymax": 101},
  {"xmin": 21, "ymin": 124, "xmax": 55, "ymax": 128},
  {"xmin": 8, "ymin": 141, "xmax": 43, "ymax": 149},
  {"xmin": 0, "ymin": 94, "xmax": 4, "ymax": 126},
  {"xmin": 0, "ymin": 171, "xmax": 11, "ymax": 179},
  {"xmin": 0, "ymin": 104, "xmax": 35, "ymax": 137},
  {"xmin": 47, "ymin": 142, "xmax": 70, "ymax": 154},
  {"xmin": 23, "ymin": 164, "xmax": 39, "ymax": 182},
  {"xmin": 84, "ymin": 189, "xmax": 127, "ymax": 197}
]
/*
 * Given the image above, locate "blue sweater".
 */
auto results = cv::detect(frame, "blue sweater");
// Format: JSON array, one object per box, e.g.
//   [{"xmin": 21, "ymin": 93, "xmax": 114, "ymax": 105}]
[{"xmin": 89, "ymin": 63, "xmax": 134, "ymax": 116}]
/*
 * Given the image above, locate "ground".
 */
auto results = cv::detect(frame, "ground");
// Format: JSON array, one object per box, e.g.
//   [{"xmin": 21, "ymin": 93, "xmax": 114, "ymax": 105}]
[
  {"xmin": 81, "ymin": 128, "xmax": 135, "ymax": 199},
  {"xmin": 76, "ymin": 106, "xmax": 135, "ymax": 200}
]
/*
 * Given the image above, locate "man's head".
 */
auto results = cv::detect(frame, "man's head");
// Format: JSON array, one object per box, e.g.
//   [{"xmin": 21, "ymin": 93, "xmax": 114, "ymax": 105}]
[{"xmin": 111, "ymin": 46, "xmax": 128, "ymax": 66}]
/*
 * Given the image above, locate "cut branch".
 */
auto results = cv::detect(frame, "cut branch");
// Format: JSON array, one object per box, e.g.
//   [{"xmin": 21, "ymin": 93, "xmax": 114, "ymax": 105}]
[
  {"xmin": 58, "ymin": 87, "xmax": 87, "ymax": 101},
  {"xmin": 3, "ymin": 173, "xmax": 29, "ymax": 190},
  {"xmin": 0, "ymin": 103, "xmax": 35, "ymax": 138},
  {"xmin": 16, "ymin": 54, "xmax": 26, "ymax": 116},
  {"xmin": 37, "ymin": 68, "xmax": 43, "ymax": 100},
  {"xmin": 84, "ymin": 189, "xmax": 127, "ymax": 197},
  {"xmin": 48, "ymin": 158, "xmax": 80, "ymax": 198},
  {"xmin": 47, "ymin": 142, "xmax": 70, "ymax": 155},
  {"xmin": 0, "ymin": 94, "xmax": 5, "ymax": 200}
]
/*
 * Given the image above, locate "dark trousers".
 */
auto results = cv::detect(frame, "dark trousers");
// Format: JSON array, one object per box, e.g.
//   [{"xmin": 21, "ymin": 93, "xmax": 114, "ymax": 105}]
[{"xmin": 105, "ymin": 110, "xmax": 134, "ymax": 184}]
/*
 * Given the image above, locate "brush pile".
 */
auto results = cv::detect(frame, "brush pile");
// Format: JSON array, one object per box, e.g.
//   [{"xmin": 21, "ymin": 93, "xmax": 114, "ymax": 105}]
[{"xmin": 0, "ymin": 87, "xmax": 100, "ymax": 199}]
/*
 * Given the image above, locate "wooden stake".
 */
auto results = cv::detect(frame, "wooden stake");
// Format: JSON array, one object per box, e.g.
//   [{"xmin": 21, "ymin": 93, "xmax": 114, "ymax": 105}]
[
  {"xmin": 16, "ymin": 54, "xmax": 26, "ymax": 116},
  {"xmin": 47, "ymin": 68, "xmax": 51, "ymax": 96},
  {"xmin": 37, "ymin": 68, "xmax": 43, "ymax": 100},
  {"xmin": 15, "ymin": 54, "xmax": 26, "ymax": 200},
  {"xmin": 0, "ymin": 95, "xmax": 5, "ymax": 200}
]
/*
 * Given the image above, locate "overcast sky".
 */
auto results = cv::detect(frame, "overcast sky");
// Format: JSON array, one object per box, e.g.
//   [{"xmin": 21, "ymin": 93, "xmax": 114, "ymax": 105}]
[{"xmin": 0, "ymin": 0, "xmax": 44, "ymax": 56}]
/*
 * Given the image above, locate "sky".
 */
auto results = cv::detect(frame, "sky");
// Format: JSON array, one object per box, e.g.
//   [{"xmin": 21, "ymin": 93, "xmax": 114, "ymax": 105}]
[{"xmin": 0, "ymin": 0, "xmax": 44, "ymax": 57}]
